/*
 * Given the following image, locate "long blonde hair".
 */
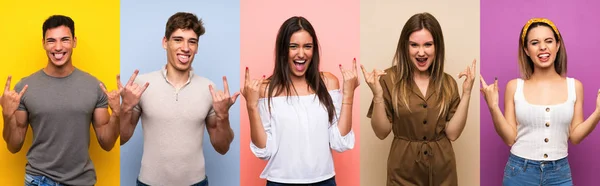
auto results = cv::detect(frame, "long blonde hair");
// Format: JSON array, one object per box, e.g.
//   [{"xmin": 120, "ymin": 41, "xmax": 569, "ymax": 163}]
[{"xmin": 390, "ymin": 12, "xmax": 456, "ymax": 118}]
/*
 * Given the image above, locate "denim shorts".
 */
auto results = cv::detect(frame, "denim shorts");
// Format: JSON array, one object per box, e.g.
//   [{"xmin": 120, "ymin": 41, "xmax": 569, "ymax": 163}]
[
  {"xmin": 266, "ymin": 176, "xmax": 336, "ymax": 186},
  {"xmin": 503, "ymin": 153, "xmax": 573, "ymax": 186},
  {"xmin": 25, "ymin": 174, "xmax": 65, "ymax": 186}
]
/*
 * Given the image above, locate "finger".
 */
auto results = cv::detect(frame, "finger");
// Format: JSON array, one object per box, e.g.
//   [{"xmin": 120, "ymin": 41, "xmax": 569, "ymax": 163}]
[
  {"xmin": 140, "ymin": 82, "xmax": 150, "ymax": 93},
  {"xmin": 472, "ymin": 59, "xmax": 477, "ymax": 75},
  {"xmin": 353, "ymin": 58, "xmax": 357, "ymax": 73},
  {"xmin": 339, "ymin": 64, "xmax": 343, "ymax": 73},
  {"xmin": 127, "ymin": 69, "xmax": 139, "ymax": 86},
  {"xmin": 18, "ymin": 85, "xmax": 28, "ymax": 97},
  {"xmin": 222, "ymin": 76, "xmax": 230, "ymax": 95},
  {"xmin": 458, "ymin": 71, "xmax": 467, "ymax": 79},
  {"xmin": 117, "ymin": 74, "xmax": 124, "ymax": 89},
  {"xmin": 4, "ymin": 76, "xmax": 12, "ymax": 93},
  {"xmin": 494, "ymin": 77, "xmax": 498, "ymax": 91},
  {"xmin": 245, "ymin": 67, "xmax": 250, "ymax": 83},
  {"xmin": 209, "ymin": 84, "xmax": 217, "ymax": 100},
  {"xmin": 99, "ymin": 83, "xmax": 108, "ymax": 94},
  {"xmin": 231, "ymin": 92, "xmax": 241, "ymax": 103},
  {"xmin": 360, "ymin": 65, "xmax": 368, "ymax": 80},
  {"xmin": 479, "ymin": 75, "xmax": 488, "ymax": 87}
]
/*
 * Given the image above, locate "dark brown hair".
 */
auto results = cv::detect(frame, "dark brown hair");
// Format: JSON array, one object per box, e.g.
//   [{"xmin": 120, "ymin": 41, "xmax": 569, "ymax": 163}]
[
  {"xmin": 267, "ymin": 16, "xmax": 335, "ymax": 123},
  {"xmin": 165, "ymin": 12, "xmax": 205, "ymax": 39}
]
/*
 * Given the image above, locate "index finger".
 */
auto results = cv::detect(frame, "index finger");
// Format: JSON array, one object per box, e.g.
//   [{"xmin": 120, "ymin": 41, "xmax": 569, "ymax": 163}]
[
  {"xmin": 479, "ymin": 74, "xmax": 488, "ymax": 87},
  {"xmin": 353, "ymin": 58, "xmax": 358, "ymax": 72},
  {"xmin": 127, "ymin": 69, "xmax": 139, "ymax": 86},
  {"xmin": 245, "ymin": 67, "xmax": 250, "ymax": 83},
  {"xmin": 360, "ymin": 65, "xmax": 368, "ymax": 79},
  {"xmin": 222, "ymin": 76, "xmax": 230, "ymax": 95},
  {"xmin": 117, "ymin": 74, "xmax": 123, "ymax": 89},
  {"xmin": 4, "ymin": 76, "xmax": 12, "ymax": 93}
]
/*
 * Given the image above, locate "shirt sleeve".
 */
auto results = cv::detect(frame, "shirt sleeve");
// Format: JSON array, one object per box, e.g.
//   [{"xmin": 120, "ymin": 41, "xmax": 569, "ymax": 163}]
[
  {"xmin": 329, "ymin": 90, "xmax": 355, "ymax": 152},
  {"xmin": 250, "ymin": 99, "xmax": 277, "ymax": 160},
  {"xmin": 445, "ymin": 75, "xmax": 461, "ymax": 121},
  {"xmin": 15, "ymin": 80, "xmax": 27, "ymax": 111},
  {"xmin": 96, "ymin": 81, "xmax": 109, "ymax": 109}
]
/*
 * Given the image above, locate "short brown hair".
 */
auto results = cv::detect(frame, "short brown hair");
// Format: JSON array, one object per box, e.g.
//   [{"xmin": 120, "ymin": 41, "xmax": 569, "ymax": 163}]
[{"xmin": 164, "ymin": 12, "xmax": 205, "ymax": 39}]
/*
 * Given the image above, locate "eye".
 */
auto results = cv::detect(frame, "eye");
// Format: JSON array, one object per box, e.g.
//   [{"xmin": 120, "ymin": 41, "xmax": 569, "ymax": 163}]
[
  {"xmin": 173, "ymin": 38, "xmax": 182, "ymax": 42},
  {"xmin": 289, "ymin": 44, "xmax": 298, "ymax": 49},
  {"xmin": 189, "ymin": 40, "xmax": 198, "ymax": 44},
  {"xmin": 304, "ymin": 45, "xmax": 313, "ymax": 49},
  {"xmin": 530, "ymin": 41, "xmax": 538, "ymax": 45},
  {"xmin": 424, "ymin": 43, "xmax": 433, "ymax": 47},
  {"xmin": 410, "ymin": 43, "xmax": 418, "ymax": 47}
]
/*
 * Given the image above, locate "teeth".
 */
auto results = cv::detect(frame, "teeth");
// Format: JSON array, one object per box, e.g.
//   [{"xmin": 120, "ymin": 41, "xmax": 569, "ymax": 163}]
[
  {"xmin": 538, "ymin": 54, "xmax": 549, "ymax": 58},
  {"xmin": 178, "ymin": 55, "xmax": 189, "ymax": 59},
  {"xmin": 294, "ymin": 60, "xmax": 306, "ymax": 64}
]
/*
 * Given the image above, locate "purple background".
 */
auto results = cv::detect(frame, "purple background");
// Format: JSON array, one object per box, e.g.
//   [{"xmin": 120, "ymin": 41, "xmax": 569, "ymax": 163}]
[{"xmin": 481, "ymin": 0, "xmax": 600, "ymax": 185}]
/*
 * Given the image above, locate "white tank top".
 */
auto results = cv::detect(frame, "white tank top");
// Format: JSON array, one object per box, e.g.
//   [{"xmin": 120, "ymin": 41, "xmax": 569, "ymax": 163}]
[{"xmin": 510, "ymin": 77, "xmax": 575, "ymax": 161}]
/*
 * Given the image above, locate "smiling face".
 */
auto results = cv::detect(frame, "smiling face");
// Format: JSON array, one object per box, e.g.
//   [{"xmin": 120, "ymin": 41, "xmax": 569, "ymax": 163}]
[
  {"xmin": 287, "ymin": 30, "xmax": 314, "ymax": 78},
  {"xmin": 163, "ymin": 28, "xmax": 199, "ymax": 72},
  {"xmin": 408, "ymin": 29, "xmax": 435, "ymax": 73},
  {"xmin": 524, "ymin": 25, "xmax": 560, "ymax": 69},
  {"xmin": 43, "ymin": 25, "xmax": 76, "ymax": 67}
]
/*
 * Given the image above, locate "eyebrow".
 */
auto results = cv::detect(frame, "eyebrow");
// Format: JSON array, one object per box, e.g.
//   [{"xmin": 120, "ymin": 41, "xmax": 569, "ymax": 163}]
[
  {"xmin": 45, "ymin": 36, "xmax": 71, "ymax": 41},
  {"xmin": 171, "ymin": 36, "xmax": 198, "ymax": 41}
]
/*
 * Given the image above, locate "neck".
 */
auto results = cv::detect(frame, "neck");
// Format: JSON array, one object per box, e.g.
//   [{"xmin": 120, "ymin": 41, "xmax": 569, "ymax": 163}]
[
  {"xmin": 413, "ymin": 70, "xmax": 430, "ymax": 81},
  {"xmin": 290, "ymin": 74, "xmax": 309, "ymax": 94},
  {"xmin": 166, "ymin": 64, "xmax": 190, "ymax": 88},
  {"xmin": 529, "ymin": 65, "xmax": 561, "ymax": 81},
  {"xmin": 44, "ymin": 60, "xmax": 74, "ymax": 77}
]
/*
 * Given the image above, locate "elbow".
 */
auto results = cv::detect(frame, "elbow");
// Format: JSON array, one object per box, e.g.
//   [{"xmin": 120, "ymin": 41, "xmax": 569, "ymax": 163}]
[
  {"xmin": 100, "ymin": 143, "xmax": 115, "ymax": 152},
  {"xmin": 504, "ymin": 139, "xmax": 515, "ymax": 147},
  {"xmin": 7, "ymin": 146, "xmax": 21, "ymax": 154},
  {"xmin": 215, "ymin": 146, "xmax": 230, "ymax": 155},
  {"xmin": 570, "ymin": 137, "xmax": 581, "ymax": 145},
  {"xmin": 213, "ymin": 141, "xmax": 232, "ymax": 155},
  {"xmin": 447, "ymin": 135, "xmax": 459, "ymax": 142},
  {"xmin": 375, "ymin": 133, "xmax": 387, "ymax": 140}
]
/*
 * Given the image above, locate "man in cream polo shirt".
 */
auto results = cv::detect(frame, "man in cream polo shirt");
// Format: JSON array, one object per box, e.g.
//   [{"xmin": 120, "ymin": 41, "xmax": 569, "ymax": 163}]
[{"xmin": 119, "ymin": 12, "xmax": 238, "ymax": 186}]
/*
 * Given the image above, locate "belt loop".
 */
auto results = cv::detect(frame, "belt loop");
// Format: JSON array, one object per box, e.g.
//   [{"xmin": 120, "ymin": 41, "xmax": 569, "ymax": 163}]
[{"xmin": 523, "ymin": 159, "xmax": 528, "ymax": 172}]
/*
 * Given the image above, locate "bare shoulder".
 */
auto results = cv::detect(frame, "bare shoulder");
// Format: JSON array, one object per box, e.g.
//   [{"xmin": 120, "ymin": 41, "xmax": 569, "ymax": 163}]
[
  {"xmin": 505, "ymin": 79, "xmax": 518, "ymax": 94},
  {"xmin": 321, "ymin": 72, "xmax": 339, "ymax": 91},
  {"xmin": 259, "ymin": 80, "xmax": 270, "ymax": 98},
  {"xmin": 572, "ymin": 78, "xmax": 583, "ymax": 94}
]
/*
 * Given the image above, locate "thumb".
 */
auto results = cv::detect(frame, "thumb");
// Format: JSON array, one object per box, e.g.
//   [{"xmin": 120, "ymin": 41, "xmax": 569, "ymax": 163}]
[{"xmin": 231, "ymin": 92, "xmax": 241, "ymax": 103}]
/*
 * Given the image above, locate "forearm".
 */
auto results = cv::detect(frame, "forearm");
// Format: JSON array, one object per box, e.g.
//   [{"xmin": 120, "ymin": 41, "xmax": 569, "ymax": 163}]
[
  {"xmin": 337, "ymin": 92, "xmax": 354, "ymax": 136},
  {"xmin": 98, "ymin": 112, "xmax": 120, "ymax": 151},
  {"xmin": 248, "ymin": 105, "xmax": 267, "ymax": 148},
  {"xmin": 445, "ymin": 94, "xmax": 471, "ymax": 141},
  {"xmin": 3, "ymin": 114, "xmax": 26, "ymax": 153},
  {"xmin": 210, "ymin": 114, "xmax": 234, "ymax": 154},
  {"xmin": 489, "ymin": 106, "xmax": 517, "ymax": 146},
  {"xmin": 370, "ymin": 96, "xmax": 392, "ymax": 140},
  {"xmin": 119, "ymin": 108, "xmax": 136, "ymax": 145},
  {"xmin": 570, "ymin": 110, "xmax": 600, "ymax": 144}
]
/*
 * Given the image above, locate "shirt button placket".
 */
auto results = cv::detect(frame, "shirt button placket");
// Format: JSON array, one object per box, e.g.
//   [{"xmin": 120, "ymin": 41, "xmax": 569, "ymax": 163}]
[{"xmin": 543, "ymin": 107, "xmax": 551, "ymax": 159}]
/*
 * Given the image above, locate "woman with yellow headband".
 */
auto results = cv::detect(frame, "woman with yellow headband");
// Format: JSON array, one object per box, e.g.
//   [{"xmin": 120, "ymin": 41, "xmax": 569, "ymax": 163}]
[{"xmin": 481, "ymin": 18, "xmax": 600, "ymax": 185}]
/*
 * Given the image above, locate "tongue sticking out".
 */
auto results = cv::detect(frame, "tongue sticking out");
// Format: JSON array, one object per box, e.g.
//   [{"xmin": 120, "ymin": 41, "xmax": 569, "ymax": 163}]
[
  {"xmin": 178, "ymin": 55, "xmax": 189, "ymax": 63},
  {"xmin": 294, "ymin": 62, "xmax": 305, "ymax": 72},
  {"xmin": 54, "ymin": 53, "xmax": 64, "ymax": 60}
]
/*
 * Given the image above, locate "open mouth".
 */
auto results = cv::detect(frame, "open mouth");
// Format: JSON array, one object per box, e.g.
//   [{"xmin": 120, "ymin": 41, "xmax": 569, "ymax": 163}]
[
  {"xmin": 416, "ymin": 57, "xmax": 428, "ymax": 67},
  {"xmin": 52, "ymin": 52, "xmax": 67, "ymax": 60},
  {"xmin": 293, "ymin": 59, "xmax": 306, "ymax": 72},
  {"xmin": 177, "ymin": 54, "xmax": 191, "ymax": 63},
  {"xmin": 537, "ymin": 53, "xmax": 550, "ymax": 62}
]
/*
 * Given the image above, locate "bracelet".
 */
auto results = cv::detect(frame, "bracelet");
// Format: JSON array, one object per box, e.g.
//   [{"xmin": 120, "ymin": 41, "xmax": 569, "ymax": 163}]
[
  {"xmin": 342, "ymin": 102, "xmax": 353, "ymax": 105},
  {"xmin": 373, "ymin": 99, "xmax": 384, "ymax": 104}
]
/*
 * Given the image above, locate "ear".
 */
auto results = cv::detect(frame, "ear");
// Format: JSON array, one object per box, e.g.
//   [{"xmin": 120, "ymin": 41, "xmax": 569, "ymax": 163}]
[
  {"xmin": 556, "ymin": 40, "xmax": 561, "ymax": 51},
  {"xmin": 73, "ymin": 37, "xmax": 77, "ymax": 48},
  {"xmin": 524, "ymin": 46, "xmax": 530, "ymax": 57},
  {"xmin": 162, "ymin": 37, "xmax": 167, "ymax": 49}
]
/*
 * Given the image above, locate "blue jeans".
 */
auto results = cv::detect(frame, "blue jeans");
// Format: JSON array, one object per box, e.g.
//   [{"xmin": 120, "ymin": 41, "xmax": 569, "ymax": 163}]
[
  {"xmin": 24, "ymin": 174, "xmax": 65, "ymax": 186},
  {"xmin": 137, "ymin": 177, "xmax": 208, "ymax": 186},
  {"xmin": 503, "ymin": 153, "xmax": 573, "ymax": 186},
  {"xmin": 266, "ymin": 176, "xmax": 336, "ymax": 186}
]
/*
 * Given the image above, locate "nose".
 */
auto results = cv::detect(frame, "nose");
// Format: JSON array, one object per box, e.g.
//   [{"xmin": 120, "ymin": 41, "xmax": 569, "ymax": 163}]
[
  {"xmin": 298, "ymin": 48, "xmax": 305, "ymax": 58},
  {"xmin": 540, "ymin": 42, "xmax": 547, "ymax": 51},
  {"xmin": 417, "ymin": 47, "xmax": 425, "ymax": 56},
  {"xmin": 54, "ymin": 41, "xmax": 63, "ymax": 52},
  {"xmin": 181, "ymin": 42, "xmax": 190, "ymax": 52}
]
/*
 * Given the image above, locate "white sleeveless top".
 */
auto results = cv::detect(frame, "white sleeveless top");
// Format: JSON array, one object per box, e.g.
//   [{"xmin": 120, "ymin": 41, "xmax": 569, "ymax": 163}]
[{"xmin": 510, "ymin": 78, "xmax": 575, "ymax": 161}]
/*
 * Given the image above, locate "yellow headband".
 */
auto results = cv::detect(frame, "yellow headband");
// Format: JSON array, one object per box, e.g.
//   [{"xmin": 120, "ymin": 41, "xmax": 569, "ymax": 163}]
[{"xmin": 521, "ymin": 18, "xmax": 561, "ymax": 44}]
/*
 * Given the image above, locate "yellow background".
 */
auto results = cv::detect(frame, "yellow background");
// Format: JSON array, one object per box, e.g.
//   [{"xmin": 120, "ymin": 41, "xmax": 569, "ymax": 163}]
[{"xmin": 0, "ymin": 1, "xmax": 120, "ymax": 185}]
